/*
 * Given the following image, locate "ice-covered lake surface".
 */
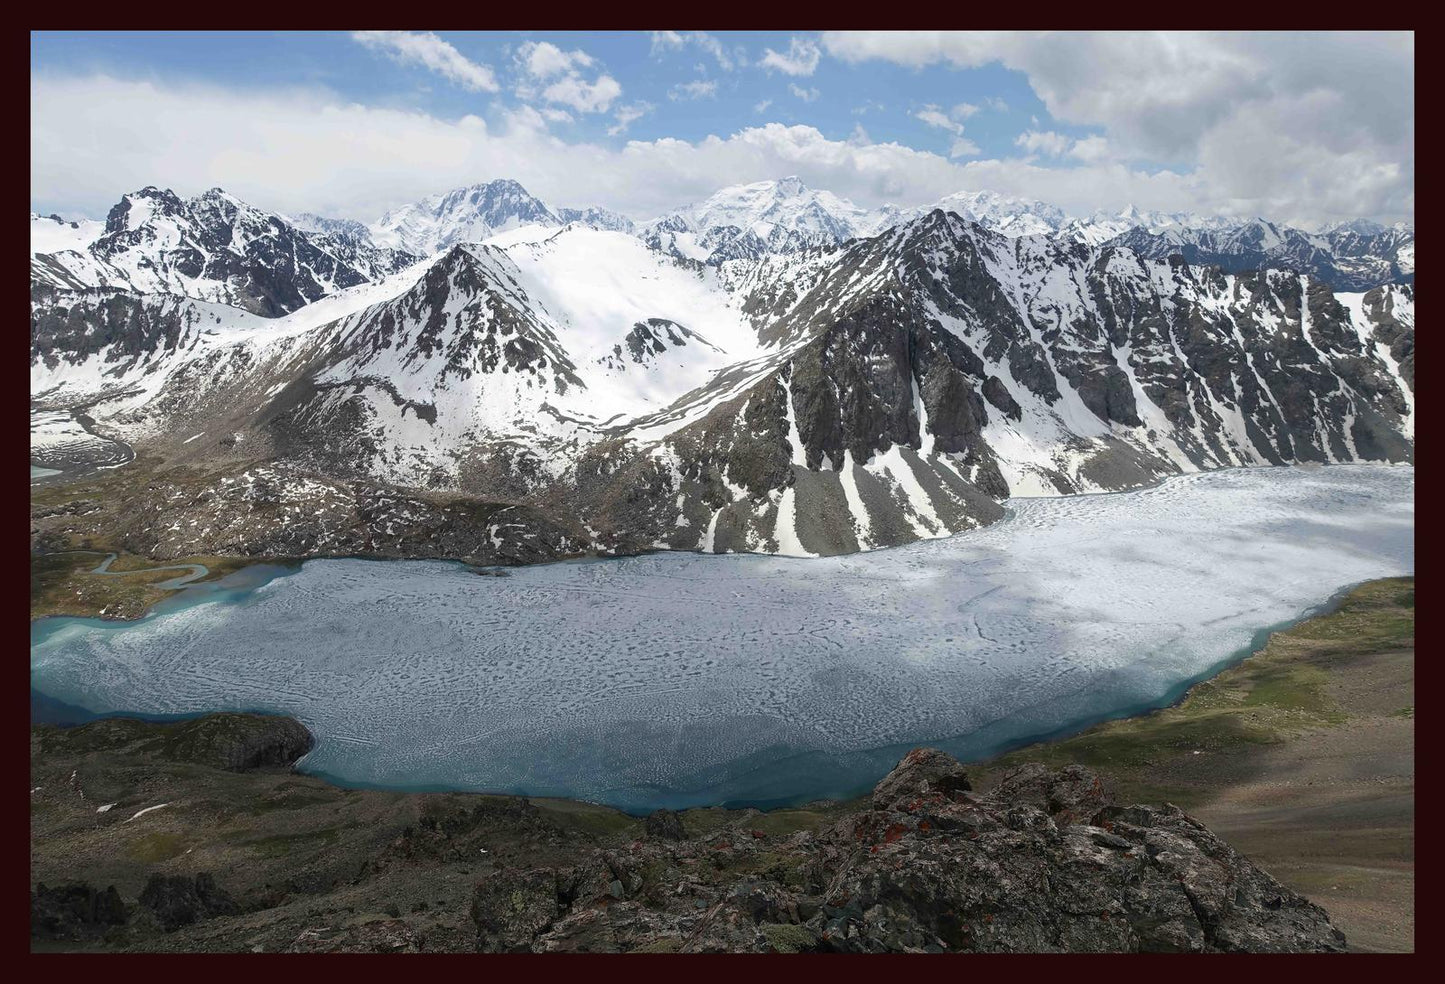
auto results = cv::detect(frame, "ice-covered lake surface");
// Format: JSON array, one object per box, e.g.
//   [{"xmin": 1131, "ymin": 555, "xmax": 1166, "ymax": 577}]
[{"xmin": 31, "ymin": 464, "xmax": 1413, "ymax": 813}]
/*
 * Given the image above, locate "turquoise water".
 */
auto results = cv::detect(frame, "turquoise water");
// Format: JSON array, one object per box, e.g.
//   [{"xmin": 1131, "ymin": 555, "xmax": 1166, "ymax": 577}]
[{"xmin": 31, "ymin": 465, "xmax": 1414, "ymax": 813}]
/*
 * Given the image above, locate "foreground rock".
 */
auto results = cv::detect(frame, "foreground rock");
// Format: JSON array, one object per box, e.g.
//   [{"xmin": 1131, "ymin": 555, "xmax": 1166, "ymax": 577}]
[
  {"xmin": 468, "ymin": 752, "xmax": 1344, "ymax": 953},
  {"xmin": 29, "ymin": 713, "xmax": 1345, "ymax": 953}
]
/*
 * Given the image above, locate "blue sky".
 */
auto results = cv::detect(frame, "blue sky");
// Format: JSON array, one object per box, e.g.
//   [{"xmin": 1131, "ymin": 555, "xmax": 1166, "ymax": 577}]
[{"xmin": 30, "ymin": 32, "xmax": 1413, "ymax": 228}]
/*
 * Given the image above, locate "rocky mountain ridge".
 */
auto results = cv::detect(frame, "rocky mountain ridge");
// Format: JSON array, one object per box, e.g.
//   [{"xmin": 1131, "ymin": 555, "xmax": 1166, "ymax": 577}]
[{"xmin": 31, "ymin": 182, "xmax": 1415, "ymax": 564}]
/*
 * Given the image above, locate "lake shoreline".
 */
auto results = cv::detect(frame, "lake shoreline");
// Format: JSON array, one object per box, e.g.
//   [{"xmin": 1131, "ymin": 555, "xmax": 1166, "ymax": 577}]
[
  {"xmin": 30, "ymin": 464, "xmax": 1413, "ymax": 815},
  {"xmin": 30, "ymin": 459, "xmax": 1414, "ymax": 625},
  {"xmin": 30, "ymin": 576, "xmax": 1411, "ymax": 952},
  {"xmin": 31, "ymin": 572, "xmax": 1406, "ymax": 815}
]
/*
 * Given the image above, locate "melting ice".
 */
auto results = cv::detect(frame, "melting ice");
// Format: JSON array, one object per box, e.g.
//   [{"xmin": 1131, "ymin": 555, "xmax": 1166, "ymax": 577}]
[{"xmin": 30, "ymin": 464, "xmax": 1414, "ymax": 812}]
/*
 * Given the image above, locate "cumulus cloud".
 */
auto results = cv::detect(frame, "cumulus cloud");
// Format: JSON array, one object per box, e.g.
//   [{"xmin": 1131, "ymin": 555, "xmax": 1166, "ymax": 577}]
[
  {"xmin": 916, "ymin": 104, "xmax": 980, "ymax": 157},
  {"xmin": 607, "ymin": 101, "xmax": 654, "ymax": 136},
  {"xmin": 820, "ymin": 30, "xmax": 1414, "ymax": 225},
  {"xmin": 351, "ymin": 31, "xmax": 498, "ymax": 92},
  {"xmin": 1014, "ymin": 130, "xmax": 1073, "ymax": 157},
  {"xmin": 1069, "ymin": 135, "xmax": 1110, "ymax": 163},
  {"xmin": 26, "ymin": 71, "xmax": 1402, "ymax": 228},
  {"xmin": 915, "ymin": 105, "xmax": 965, "ymax": 136},
  {"xmin": 760, "ymin": 37, "xmax": 822, "ymax": 77},
  {"xmin": 516, "ymin": 40, "xmax": 594, "ymax": 80},
  {"xmin": 651, "ymin": 31, "xmax": 738, "ymax": 71},
  {"xmin": 540, "ymin": 73, "xmax": 621, "ymax": 114},
  {"xmin": 790, "ymin": 84, "xmax": 820, "ymax": 103},
  {"xmin": 511, "ymin": 40, "xmax": 619, "ymax": 115},
  {"xmin": 669, "ymin": 79, "xmax": 718, "ymax": 101},
  {"xmin": 950, "ymin": 138, "xmax": 981, "ymax": 159}
]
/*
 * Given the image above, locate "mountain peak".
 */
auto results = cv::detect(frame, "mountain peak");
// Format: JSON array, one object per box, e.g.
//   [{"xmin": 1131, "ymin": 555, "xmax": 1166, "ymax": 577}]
[{"xmin": 773, "ymin": 175, "xmax": 808, "ymax": 197}]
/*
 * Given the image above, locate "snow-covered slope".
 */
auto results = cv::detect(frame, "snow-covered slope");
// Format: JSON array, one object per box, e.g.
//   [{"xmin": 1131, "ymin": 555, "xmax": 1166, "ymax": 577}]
[
  {"xmin": 641, "ymin": 176, "xmax": 886, "ymax": 265},
  {"xmin": 30, "ymin": 213, "xmax": 104, "ymax": 256},
  {"xmin": 32, "ymin": 197, "xmax": 1415, "ymax": 564},
  {"xmin": 1105, "ymin": 217, "xmax": 1414, "ymax": 291},
  {"xmin": 30, "ymin": 187, "xmax": 418, "ymax": 316},
  {"xmin": 370, "ymin": 179, "xmax": 562, "ymax": 256}
]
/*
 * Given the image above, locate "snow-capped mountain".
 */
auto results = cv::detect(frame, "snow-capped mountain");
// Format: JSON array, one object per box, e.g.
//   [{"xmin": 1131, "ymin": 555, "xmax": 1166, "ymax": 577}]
[
  {"xmin": 31, "ymin": 183, "xmax": 1414, "ymax": 566},
  {"xmin": 369, "ymin": 180, "xmax": 644, "ymax": 254},
  {"xmin": 641, "ymin": 177, "xmax": 888, "ymax": 265},
  {"xmin": 1109, "ymin": 218, "xmax": 1415, "ymax": 292},
  {"xmin": 30, "ymin": 187, "xmax": 418, "ymax": 316},
  {"xmin": 286, "ymin": 211, "xmax": 374, "ymax": 242},
  {"xmin": 30, "ymin": 212, "xmax": 105, "ymax": 256},
  {"xmin": 556, "ymin": 205, "xmax": 636, "ymax": 235},
  {"xmin": 370, "ymin": 179, "xmax": 562, "ymax": 256},
  {"xmin": 908, "ymin": 190, "xmax": 1067, "ymax": 238}
]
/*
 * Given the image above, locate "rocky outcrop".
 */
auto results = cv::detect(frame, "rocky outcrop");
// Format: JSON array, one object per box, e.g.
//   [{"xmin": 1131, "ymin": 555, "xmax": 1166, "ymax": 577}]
[
  {"xmin": 31, "ymin": 882, "xmax": 128, "ymax": 940},
  {"xmin": 156, "ymin": 714, "xmax": 315, "ymax": 772},
  {"xmin": 28, "ymin": 713, "xmax": 1352, "ymax": 954},
  {"xmin": 466, "ymin": 749, "xmax": 1346, "ymax": 953},
  {"xmin": 139, "ymin": 873, "xmax": 240, "ymax": 931},
  {"xmin": 31, "ymin": 712, "xmax": 313, "ymax": 772}
]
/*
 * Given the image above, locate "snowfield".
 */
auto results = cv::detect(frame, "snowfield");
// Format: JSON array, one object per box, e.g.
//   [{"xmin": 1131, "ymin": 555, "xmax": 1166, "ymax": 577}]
[{"xmin": 31, "ymin": 463, "xmax": 1413, "ymax": 812}]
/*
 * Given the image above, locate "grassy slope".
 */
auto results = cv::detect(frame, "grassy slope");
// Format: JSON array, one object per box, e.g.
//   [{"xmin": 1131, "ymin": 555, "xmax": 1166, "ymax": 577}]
[
  {"xmin": 31, "ymin": 551, "xmax": 258, "ymax": 622},
  {"xmin": 968, "ymin": 577, "xmax": 1415, "ymax": 952}
]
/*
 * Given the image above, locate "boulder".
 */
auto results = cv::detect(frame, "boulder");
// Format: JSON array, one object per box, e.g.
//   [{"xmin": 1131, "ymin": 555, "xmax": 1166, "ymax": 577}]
[
  {"xmin": 30, "ymin": 882, "xmax": 127, "ymax": 940},
  {"xmin": 871, "ymin": 746, "xmax": 973, "ymax": 811},
  {"xmin": 138, "ymin": 872, "xmax": 239, "ymax": 931}
]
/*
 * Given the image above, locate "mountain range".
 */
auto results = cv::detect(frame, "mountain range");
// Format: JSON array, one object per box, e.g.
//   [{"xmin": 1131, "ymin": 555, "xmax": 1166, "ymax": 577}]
[{"xmin": 30, "ymin": 177, "xmax": 1415, "ymax": 564}]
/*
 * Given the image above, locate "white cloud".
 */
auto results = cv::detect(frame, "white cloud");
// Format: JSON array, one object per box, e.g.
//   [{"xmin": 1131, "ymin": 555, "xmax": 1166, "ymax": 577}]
[
  {"xmin": 651, "ymin": 31, "xmax": 738, "ymax": 70},
  {"xmin": 761, "ymin": 37, "xmax": 822, "ymax": 77},
  {"xmin": 541, "ymin": 73, "xmax": 621, "ymax": 114},
  {"xmin": 1014, "ymin": 130, "xmax": 1073, "ymax": 157},
  {"xmin": 821, "ymin": 31, "xmax": 1414, "ymax": 225},
  {"xmin": 27, "ymin": 72, "xmax": 1408, "ymax": 229},
  {"xmin": 670, "ymin": 79, "xmax": 718, "ymax": 101},
  {"xmin": 949, "ymin": 137, "xmax": 981, "ymax": 159},
  {"xmin": 951, "ymin": 102, "xmax": 980, "ymax": 120},
  {"xmin": 512, "ymin": 40, "xmax": 618, "ymax": 115},
  {"xmin": 351, "ymin": 31, "xmax": 498, "ymax": 92},
  {"xmin": 1069, "ymin": 135, "xmax": 1110, "ymax": 163},
  {"xmin": 790, "ymin": 85, "xmax": 820, "ymax": 103},
  {"xmin": 516, "ymin": 40, "xmax": 594, "ymax": 80},
  {"xmin": 754, "ymin": 98, "xmax": 773, "ymax": 114},
  {"xmin": 983, "ymin": 96, "xmax": 1009, "ymax": 112},
  {"xmin": 540, "ymin": 107, "xmax": 575, "ymax": 125},
  {"xmin": 915, "ymin": 106, "xmax": 965, "ymax": 136},
  {"xmin": 607, "ymin": 101, "xmax": 654, "ymax": 136}
]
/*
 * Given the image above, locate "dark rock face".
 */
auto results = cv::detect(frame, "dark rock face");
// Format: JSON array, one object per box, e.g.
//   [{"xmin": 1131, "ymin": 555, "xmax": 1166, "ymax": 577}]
[
  {"xmin": 31, "ymin": 713, "xmax": 312, "ymax": 772},
  {"xmin": 36, "ymin": 186, "xmax": 416, "ymax": 317},
  {"xmin": 982, "ymin": 375, "xmax": 1022, "ymax": 421},
  {"xmin": 138, "ymin": 873, "xmax": 240, "ymax": 931},
  {"xmin": 31, "ymin": 882, "xmax": 128, "ymax": 940},
  {"xmin": 157, "ymin": 713, "xmax": 314, "ymax": 771},
  {"xmin": 466, "ymin": 749, "xmax": 1346, "ymax": 953},
  {"xmin": 644, "ymin": 809, "xmax": 687, "ymax": 841},
  {"xmin": 871, "ymin": 746, "xmax": 973, "ymax": 810}
]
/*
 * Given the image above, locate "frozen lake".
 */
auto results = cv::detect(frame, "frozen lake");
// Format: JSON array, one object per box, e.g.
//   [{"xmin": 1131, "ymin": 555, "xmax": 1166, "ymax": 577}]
[{"xmin": 31, "ymin": 464, "xmax": 1414, "ymax": 812}]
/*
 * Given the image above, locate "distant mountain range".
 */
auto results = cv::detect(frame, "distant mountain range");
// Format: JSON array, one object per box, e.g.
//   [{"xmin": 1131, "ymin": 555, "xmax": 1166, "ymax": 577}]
[{"xmin": 30, "ymin": 177, "xmax": 1414, "ymax": 564}]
